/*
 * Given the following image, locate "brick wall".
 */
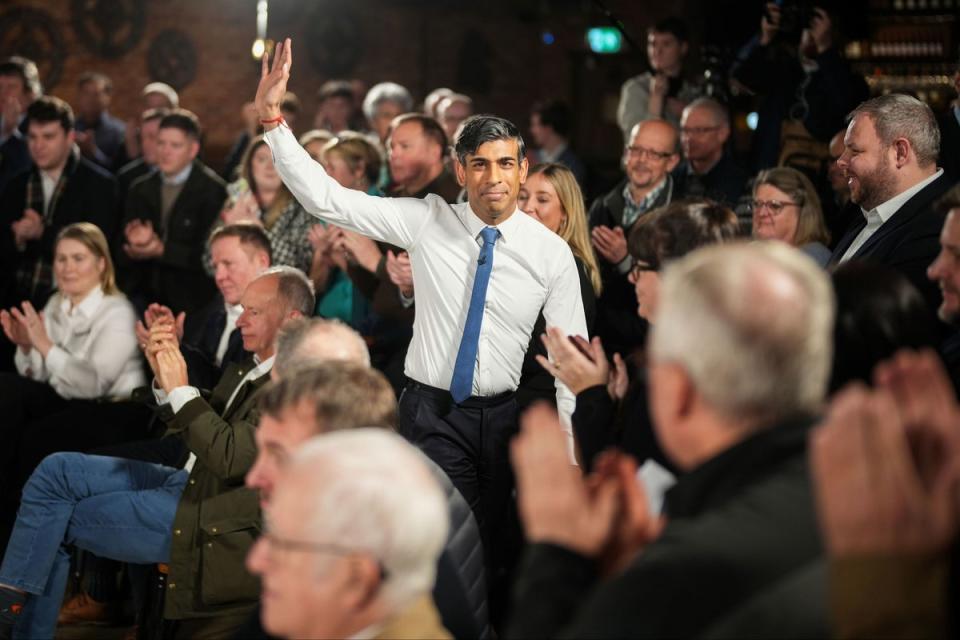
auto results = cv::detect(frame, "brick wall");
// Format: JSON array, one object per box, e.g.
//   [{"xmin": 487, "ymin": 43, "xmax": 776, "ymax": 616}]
[{"xmin": 3, "ymin": 0, "xmax": 691, "ymax": 174}]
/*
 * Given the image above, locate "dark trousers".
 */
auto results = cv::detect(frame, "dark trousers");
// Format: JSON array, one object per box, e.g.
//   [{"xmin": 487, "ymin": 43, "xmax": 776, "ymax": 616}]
[
  {"xmin": 398, "ymin": 381, "xmax": 522, "ymax": 629},
  {"xmin": 0, "ymin": 373, "xmax": 155, "ymax": 555}
]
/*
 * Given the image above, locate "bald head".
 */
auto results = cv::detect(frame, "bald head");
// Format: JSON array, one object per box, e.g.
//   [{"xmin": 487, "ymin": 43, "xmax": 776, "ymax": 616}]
[{"xmin": 273, "ymin": 318, "xmax": 371, "ymax": 380}]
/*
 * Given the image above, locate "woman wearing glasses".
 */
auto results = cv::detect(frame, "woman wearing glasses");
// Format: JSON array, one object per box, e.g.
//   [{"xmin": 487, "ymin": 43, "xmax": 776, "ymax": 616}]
[{"xmin": 751, "ymin": 167, "xmax": 832, "ymax": 266}]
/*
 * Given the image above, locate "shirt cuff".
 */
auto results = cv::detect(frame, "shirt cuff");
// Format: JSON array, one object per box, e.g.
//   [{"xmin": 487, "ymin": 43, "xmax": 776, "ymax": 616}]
[
  {"xmin": 616, "ymin": 255, "xmax": 633, "ymax": 275},
  {"xmin": 399, "ymin": 289, "xmax": 415, "ymax": 308},
  {"xmin": 43, "ymin": 345, "xmax": 69, "ymax": 377},
  {"xmin": 168, "ymin": 386, "xmax": 201, "ymax": 414},
  {"xmin": 152, "ymin": 378, "xmax": 169, "ymax": 405}
]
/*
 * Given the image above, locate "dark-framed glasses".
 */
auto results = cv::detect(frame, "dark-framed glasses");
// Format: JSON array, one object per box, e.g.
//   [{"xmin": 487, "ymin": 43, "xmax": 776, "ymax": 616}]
[
  {"xmin": 624, "ymin": 145, "xmax": 674, "ymax": 161},
  {"xmin": 751, "ymin": 199, "xmax": 799, "ymax": 216}
]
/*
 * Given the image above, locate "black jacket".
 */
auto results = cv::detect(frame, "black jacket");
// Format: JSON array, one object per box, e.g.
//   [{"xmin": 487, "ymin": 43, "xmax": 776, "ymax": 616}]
[
  {"xmin": 937, "ymin": 108, "xmax": 960, "ymax": 185},
  {"xmin": 118, "ymin": 160, "xmax": 226, "ymax": 314},
  {"xmin": 508, "ymin": 417, "xmax": 823, "ymax": 639},
  {"xmin": 671, "ymin": 153, "xmax": 750, "ymax": 208},
  {"xmin": 588, "ymin": 178, "xmax": 672, "ymax": 358},
  {"xmin": 0, "ymin": 155, "xmax": 119, "ymax": 306},
  {"xmin": 830, "ymin": 172, "xmax": 954, "ymax": 317}
]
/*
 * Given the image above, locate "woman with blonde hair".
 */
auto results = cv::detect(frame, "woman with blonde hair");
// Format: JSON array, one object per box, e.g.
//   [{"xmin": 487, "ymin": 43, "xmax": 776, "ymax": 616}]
[
  {"xmin": 751, "ymin": 166, "xmax": 832, "ymax": 266},
  {"xmin": 516, "ymin": 162, "xmax": 602, "ymax": 408},
  {"xmin": 0, "ymin": 223, "xmax": 152, "ymax": 546}
]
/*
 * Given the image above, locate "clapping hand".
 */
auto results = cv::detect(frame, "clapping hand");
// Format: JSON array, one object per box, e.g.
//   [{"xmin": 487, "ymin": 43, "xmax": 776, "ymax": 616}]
[
  {"xmin": 385, "ymin": 250, "xmax": 414, "ymax": 297},
  {"xmin": 591, "ymin": 225, "xmax": 628, "ymax": 264},
  {"xmin": 537, "ymin": 326, "xmax": 628, "ymax": 399},
  {"xmin": 811, "ymin": 350, "xmax": 960, "ymax": 556},
  {"xmin": 220, "ymin": 191, "xmax": 261, "ymax": 225},
  {"xmin": 123, "ymin": 219, "xmax": 164, "ymax": 260},
  {"xmin": 511, "ymin": 404, "xmax": 662, "ymax": 562},
  {"xmin": 336, "ymin": 228, "xmax": 382, "ymax": 273},
  {"xmin": 3, "ymin": 301, "xmax": 52, "ymax": 356},
  {"xmin": 11, "ymin": 208, "xmax": 44, "ymax": 246},
  {"xmin": 155, "ymin": 343, "xmax": 189, "ymax": 393},
  {"xmin": 135, "ymin": 303, "xmax": 185, "ymax": 349}
]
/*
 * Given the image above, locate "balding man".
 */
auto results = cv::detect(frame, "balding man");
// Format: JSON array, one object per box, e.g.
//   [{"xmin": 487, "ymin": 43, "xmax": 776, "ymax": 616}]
[
  {"xmin": 588, "ymin": 118, "xmax": 679, "ymax": 356},
  {"xmin": 672, "ymin": 97, "xmax": 749, "ymax": 207},
  {"xmin": 509, "ymin": 242, "xmax": 833, "ymax": 638},
  {"xmin": 832, "ymin": 94, "xmax": 954, "ymax": 316}
]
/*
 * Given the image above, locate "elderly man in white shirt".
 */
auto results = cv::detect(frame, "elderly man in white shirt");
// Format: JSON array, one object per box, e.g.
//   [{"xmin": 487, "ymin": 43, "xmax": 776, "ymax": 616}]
[{"xmin": 255, "ymin": 39, "xmax": 587, "ymax": 622}]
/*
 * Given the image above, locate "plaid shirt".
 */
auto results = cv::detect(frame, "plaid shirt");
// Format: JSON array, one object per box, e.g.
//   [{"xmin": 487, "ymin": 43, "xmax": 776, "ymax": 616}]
[{"xmin": 621, "ymin": 175, "xmax": 672, "ymax": 229}]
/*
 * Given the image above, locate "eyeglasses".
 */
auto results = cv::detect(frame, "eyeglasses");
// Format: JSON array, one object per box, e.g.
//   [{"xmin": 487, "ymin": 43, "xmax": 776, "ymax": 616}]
[
  {"xmin": 630, "ymin": 260, "xmax": 658, "ymax": 279},
  {"xmin": 680, "ymin": 126, "xmax": 721, "ymax": 136},
  {"xmin": 260, "ymin": 532, "xmax": 389, "ymax": 578},
  {"xmin": 624, "ymin": 145, "xmax": 674, "ymax": 161},
  {"xmin": 751, "ymin": 199, "xmax": 799, "ymax": 216}
]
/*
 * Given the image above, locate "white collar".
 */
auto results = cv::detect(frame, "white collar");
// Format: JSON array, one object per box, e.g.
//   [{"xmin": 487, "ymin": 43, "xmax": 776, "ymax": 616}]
[
  {"xmin": 59, "ymin": 284, "xmax": 105, "ymax": 318},
  {"xmin": 163, "ymin": 162, "xmax": 193, "ymax": 186}
]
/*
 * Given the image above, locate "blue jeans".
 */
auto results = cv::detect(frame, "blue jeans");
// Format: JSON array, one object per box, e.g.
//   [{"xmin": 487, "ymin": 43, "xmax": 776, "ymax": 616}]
[{"xmin": 0, "ymin": 452, "xmax": 188, "ymax": 639}]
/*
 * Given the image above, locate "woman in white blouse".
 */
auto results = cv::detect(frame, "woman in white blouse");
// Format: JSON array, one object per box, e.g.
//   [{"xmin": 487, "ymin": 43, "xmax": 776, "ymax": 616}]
[{"xmin": 0, "ymin": 223, "xmax": 150, "ymax": 540}]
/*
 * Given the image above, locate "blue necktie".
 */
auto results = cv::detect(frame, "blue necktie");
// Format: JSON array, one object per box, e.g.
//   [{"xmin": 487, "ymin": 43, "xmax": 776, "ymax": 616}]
[{"xmin": 450, "ymin": 227, "xmax": 499, "ymax": 402}]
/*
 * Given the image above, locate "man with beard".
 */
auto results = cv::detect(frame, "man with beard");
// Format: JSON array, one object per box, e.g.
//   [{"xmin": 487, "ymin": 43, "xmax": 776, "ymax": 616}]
[{"xmin": 831, "ymin": 94, "xmax": 953, "ymax": 316}]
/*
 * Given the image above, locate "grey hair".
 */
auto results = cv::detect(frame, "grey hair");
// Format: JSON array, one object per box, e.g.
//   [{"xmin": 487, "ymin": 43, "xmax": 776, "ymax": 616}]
[
  {"xmin": 683, "ymin": 97, "xmax": 730, "ymax": 129},
  {"xmin": 274, "ymin": 317, "xmax": 371, "ymax": 379},
  {"xmin": 453, "ymin": 114, "xmax": 525, "ymax": 165},
  {"xmin": 650, "ymin": 241, "xmax": 834, "ymax": 424},
  {"xmin": 362, "ymin": 82, "xmax": 413, "ymax": 121},
  {"xmin": 848, "ymin": 93, "xmax": 940, "ymax": 168},
  {"xmin": 288, "ymin": 430, "xmax": 448, "ymax": 611},
  {"xmin": 255, "ymin": 266, "xmax": 315, "ymax": 316}
]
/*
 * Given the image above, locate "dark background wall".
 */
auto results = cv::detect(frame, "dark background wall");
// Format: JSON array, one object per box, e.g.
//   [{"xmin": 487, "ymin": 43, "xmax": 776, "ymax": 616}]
[{"xmin": 0, "ymin": 0, "xmax": 741, "ymax": 179}]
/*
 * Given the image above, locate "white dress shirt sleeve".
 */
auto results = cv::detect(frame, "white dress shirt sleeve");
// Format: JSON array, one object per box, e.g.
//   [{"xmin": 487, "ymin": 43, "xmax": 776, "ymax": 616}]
[
  {"xmin": 542, "ymin": 248, "xmax": 589, "ymax": 454},
  {"xmin": 43, "ymin": 301, "xmax": 140, "ymax": 399},
  {"xmin": 264, "ymin": 126, "xmax": 433, "ymax": 250}
]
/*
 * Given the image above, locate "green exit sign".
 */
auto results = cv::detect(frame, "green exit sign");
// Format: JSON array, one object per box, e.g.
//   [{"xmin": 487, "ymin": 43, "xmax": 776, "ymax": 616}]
[{"xmin": 587, "ymin": 27, "xmax": 622, "ymax": 54}]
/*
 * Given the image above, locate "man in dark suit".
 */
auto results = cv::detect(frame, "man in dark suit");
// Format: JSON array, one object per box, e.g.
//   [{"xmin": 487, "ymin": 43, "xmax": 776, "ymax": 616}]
[
  {"xmin": 0, "ymin": 96, "xmax": 118, "ymax": 310},
  {"xmin": 588, "ymin": 118, "xmax": 679, "ymax": 358},
  {"xmin": 118, "ymin": 109, "xmax": 226, "ymax": 315},
  {"xmin": 831, "ymin": 93, "xmax": 954, "ymax": 316},
  {"xmin": 0, "ymin": 56, "xmax": 41, "ymax": 194}
]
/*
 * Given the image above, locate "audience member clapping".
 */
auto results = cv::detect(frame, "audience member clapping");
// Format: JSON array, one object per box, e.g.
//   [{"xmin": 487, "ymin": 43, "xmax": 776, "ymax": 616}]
[
  {"xmin": 751, "ymin": 166, "xmax": 832, "ymax": 266},
  {"xmin": 509, "ymin": 241, "xmax": 834, "ymax": 638}
]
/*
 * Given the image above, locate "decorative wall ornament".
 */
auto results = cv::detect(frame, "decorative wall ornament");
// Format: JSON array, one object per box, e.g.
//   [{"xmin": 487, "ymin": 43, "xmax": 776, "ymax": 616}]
[
  {"xmin": 147, "ymin": 28, "xmax": 197, "ymax": 90},
  {"xmin": 0, "ymin": 7, "xmax": 66, "ymax": 90},
  {"xmin": 71, "ymin": 0, "xmax": 146, "ymax": 59}
]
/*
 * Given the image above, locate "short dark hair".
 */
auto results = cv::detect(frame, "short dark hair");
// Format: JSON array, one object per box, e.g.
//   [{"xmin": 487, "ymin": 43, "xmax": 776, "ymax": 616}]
[
  {"xmin": 209, "ymin": 222, "xmax": 273, "ymax": 262},
  {"xmin": 158, "ymin": 108, "xmax": 201, "ymax": 140},
  {"xmin": 280, "ymin": 91, "xmax": 301, "ymax": 116},
  {"xmin": 649, "ymin": 17, "xmax": 688, "ymax": 43},
  {"xmin": 0, "ymin": 56, "xmax": 41, "ymax": 96},
  {"xmin": 259, "ymin": 362, "xmax": 397, "ymax": 432},
  {"xmin": 78, "ymin": 71, "xmax": 112, "ymax": 93},
  {"xmin": 454, "ymin": 114, "xmax": 525, "ymax": 165},
  {"xmin": 388, "ymin": 113, "xmax": 449, "ymax": 153},
  {"xmin": 318, "ymin": 80, "xmax": 354, "ymax": 103},
  {"xmin": 26, "ymin": 96, "xmax": 74, "ymax": 133},
  {"xmin": 629, "ymin": 198, "xmax": 741, "ymax": 269},
  {"xmin": 531, "ymin": 99, "xmax": 572, "ymax": 138}
]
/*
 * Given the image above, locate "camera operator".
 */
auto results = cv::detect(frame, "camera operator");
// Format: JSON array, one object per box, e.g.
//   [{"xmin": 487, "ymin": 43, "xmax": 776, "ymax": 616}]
[
  {"xmin": 730, "ymin": 2, "xmax": 868, "ymax": 172},
  {"xmin": 617, "ymin": 17, "xmax": 701, "ymax": 144}
]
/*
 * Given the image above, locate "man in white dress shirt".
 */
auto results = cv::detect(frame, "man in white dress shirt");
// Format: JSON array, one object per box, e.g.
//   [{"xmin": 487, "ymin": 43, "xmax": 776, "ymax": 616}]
[
  {"xmin": 830, "ymin": 93, "xmax": 954, "ymax": 316},
  {"xmin": 254, "ymin": 39, "xmax": 587, "ymax": 623}
]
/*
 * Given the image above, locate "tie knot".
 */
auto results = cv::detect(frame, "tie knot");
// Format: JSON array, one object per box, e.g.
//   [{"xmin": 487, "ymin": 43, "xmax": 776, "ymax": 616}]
[{"xmin": 480, "ymin": 227, "xmax": 499, "ymax": 246}]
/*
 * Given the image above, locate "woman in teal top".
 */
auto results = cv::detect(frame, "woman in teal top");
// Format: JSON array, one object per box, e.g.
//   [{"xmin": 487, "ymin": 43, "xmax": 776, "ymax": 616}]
[{"xmin": 307, "ymin": 132, "xmax": 384, "ymax": 325}]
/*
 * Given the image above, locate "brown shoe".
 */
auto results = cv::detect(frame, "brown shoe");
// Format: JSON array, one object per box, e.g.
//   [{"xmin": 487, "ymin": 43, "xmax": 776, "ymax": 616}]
[{"xmin": 57, "ymin": 591, "xmax": 117, "ymax": 625}]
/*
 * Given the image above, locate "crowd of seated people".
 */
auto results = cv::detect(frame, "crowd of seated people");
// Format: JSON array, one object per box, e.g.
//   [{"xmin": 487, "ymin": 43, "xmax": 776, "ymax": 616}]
[{"xmin": 0, "ymin": 2, "xmax": 958, "ymax": 636}]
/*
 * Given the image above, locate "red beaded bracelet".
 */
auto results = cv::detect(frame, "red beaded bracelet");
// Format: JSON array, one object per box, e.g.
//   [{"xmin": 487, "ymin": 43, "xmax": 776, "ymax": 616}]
[{"xmin": 259, "ymin": 115, "xmax": 286, "ymax": 126}]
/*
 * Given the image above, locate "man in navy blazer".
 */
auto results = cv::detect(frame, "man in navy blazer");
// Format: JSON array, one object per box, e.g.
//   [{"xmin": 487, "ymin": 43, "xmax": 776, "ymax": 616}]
[{"xmin": 831, "ymin": 94, "xmax": 954, "ymax": 316}]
